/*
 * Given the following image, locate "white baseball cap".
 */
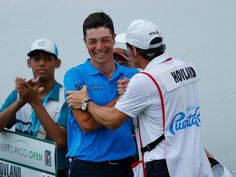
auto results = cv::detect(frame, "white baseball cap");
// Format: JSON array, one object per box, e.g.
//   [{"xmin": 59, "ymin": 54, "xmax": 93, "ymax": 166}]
[
  {"xmin": 27, "ymin": 38, "xmax": 58, "ymax": 58},
  {"xmin": 116, "ymin": 19, "xmax": 164, "ymax": 50}
]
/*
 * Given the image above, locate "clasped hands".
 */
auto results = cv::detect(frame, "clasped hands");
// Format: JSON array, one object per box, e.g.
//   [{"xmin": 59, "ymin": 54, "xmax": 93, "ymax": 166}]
[
  {"xmin": 66, "ymin": 77, "xmax": 130, "ymax": 109},
  {"xmin": 15, "ymin": 76, "xmax": 44, "ymax": 104}
]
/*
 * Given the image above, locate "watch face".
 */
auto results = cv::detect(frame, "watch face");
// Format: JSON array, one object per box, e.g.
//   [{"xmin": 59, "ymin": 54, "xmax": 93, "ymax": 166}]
[{"xmin": 81, "ymin": 102, "xmax": 87, "ymax": 111}]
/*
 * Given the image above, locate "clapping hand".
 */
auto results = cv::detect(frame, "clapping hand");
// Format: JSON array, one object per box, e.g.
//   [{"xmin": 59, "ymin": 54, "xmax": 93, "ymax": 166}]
[{"xmin": 15, "ymin": 76, "xmax": 43, "ymax": 104}]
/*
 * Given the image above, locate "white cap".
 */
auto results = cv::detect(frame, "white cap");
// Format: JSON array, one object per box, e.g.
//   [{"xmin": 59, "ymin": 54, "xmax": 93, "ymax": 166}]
[
  {"xmin": 27, "ymin": 38, "xmax": 58, "ymax": 58},
  {"xmin": 116, "ymin": 19, "xmax": 163, "ymax": 50}
]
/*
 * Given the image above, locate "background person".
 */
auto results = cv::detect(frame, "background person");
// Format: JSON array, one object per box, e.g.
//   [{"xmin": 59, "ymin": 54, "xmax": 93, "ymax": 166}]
[{"xmin": 0, "ymin": 38, "xmax": 69, "ymax": 177}]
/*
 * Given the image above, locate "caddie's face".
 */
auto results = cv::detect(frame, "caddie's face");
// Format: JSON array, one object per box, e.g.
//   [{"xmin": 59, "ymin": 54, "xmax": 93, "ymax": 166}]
[
  {"xmin": 84, "ymin": 27, "xmax": 115, "ymax": 66},
  {"xmin": 27, "ymin": 51, "xmax": 61, "ymax": 82}
]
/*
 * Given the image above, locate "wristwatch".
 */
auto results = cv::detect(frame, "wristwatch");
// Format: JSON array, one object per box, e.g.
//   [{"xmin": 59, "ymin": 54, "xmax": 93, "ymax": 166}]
[{"xmin": 81, "ymin": 98, "xmax": 92, "ymax": 111}]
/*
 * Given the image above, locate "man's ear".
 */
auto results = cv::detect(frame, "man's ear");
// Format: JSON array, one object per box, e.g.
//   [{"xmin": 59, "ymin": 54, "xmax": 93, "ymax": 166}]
[
  {"xmin": 55, "ymin": 59, "xmax": 61, "ymax": 69},
  {"xmin": 27, "ymin": 58, "xmax": 31, "ymax": 68},
  {"xmin": 113, "ymin": 34, "xmax": 116, "ymax": 46},
  {"xmin": 83, "ymin": 37, "xmax": 88, "ymax": 48},
  {"xmin": 83, "ymin": 37, "xmax": 87, "ymax": 45}
]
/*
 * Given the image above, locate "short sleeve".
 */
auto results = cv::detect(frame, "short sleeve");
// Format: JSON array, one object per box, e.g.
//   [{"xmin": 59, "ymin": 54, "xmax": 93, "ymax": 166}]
[
  {"xmin": 115, "ymin": 74, "xmax": 151, "ymax": 118},
  {"xmin": 63, "ymin": 67, "xmax": 84, "ymax": 100},
  {"xmin": 57, "ymin": 102, "xmax": 69, "ymax": 128},
  {"xmin": 0, "ymin": 90, "xmax": 18, "ymax": 128},
  {"xmin": 0, "ymin": 90, "xmax": 18, "ymax": 112}
]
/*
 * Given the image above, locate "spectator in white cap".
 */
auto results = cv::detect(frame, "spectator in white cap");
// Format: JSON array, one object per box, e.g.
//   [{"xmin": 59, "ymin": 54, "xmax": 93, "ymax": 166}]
[
  {"xmin": 27, "ymin": 38, "xmax": 59, "ymax": 59},
  {"xmin": 0, "ymin": 38, "xmax": 70, "ymax": 177},
  {"xmin": 66, "ymin": 19, "xmax": 215, "ymax": 177}
]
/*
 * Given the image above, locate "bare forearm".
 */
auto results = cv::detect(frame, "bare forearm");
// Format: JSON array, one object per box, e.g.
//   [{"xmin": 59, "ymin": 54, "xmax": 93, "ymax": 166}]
[
  {"xmin": 0, "ymin": 100, "xmax": 25, "ymax": 131},
  {"xmin": 105, "ymin": 97, "xmax": 119, "ymax": 107},
  {"xmin": 31, "ymin": 102, "xmax": 67, "ymax": 148},
  {"xmin": 70, "ymin": 97, "xmax": 119, "ymax": 133},
  {"xmin": 88, "ymin": 103, "xmax": 113, "ymax": 128},
  {"xmin": 82, "ymin": 98, "xmax": 119, "ymax": 127},
  {"xmin": 88, "ymin": 102, "xmax": 128, "ymax": 130}
]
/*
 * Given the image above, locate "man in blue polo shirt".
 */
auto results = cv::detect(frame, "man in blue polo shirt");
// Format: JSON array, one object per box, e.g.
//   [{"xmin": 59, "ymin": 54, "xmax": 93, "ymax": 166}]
[
  {"xmin": 64, "ymin": 12, "xmax": 138, "ymax": 177},
  {"xmin": 0, "ymin": 38, "xmax": 69, "ymax": 177}
]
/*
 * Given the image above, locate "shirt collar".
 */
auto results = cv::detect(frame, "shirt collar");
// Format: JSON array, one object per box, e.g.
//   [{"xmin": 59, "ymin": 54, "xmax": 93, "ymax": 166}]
[
  {"xmin": 84, "ymin": 58, "xmax": 126, "ymax": 78},
  {"xmin": 46, "ymin": 81, "xmax": 62, "ymax": 101},
  {"xmin": 84, "ymin": 59, "xmax": 101, "ymax": 75},
  {"xmin": 145, "ymin": 52, "xmax": 172, "ymax": 71},
  {"xmin": 114, "ymin": 61, "xmax": 127, "ymax": 75}
]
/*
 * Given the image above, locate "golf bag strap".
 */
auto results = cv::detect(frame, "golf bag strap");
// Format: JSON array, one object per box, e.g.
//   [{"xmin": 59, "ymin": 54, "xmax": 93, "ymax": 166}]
[
  {"xmin": 139, "ymin": 71, "xmax": 166, "ymax": 153},
  {"xmin": 141, "ymin": 134, "xmax": 165, "ymax": 153}
]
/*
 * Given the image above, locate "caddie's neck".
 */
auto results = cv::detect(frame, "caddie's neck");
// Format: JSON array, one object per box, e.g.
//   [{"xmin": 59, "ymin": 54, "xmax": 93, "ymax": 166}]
[
  {"xmin": 130, "ymin": 51, "xmax": 150, "ymax": 70},
  {"xmin": 139, "ymin": 57, "xmax": 150, "ymax": 70}
]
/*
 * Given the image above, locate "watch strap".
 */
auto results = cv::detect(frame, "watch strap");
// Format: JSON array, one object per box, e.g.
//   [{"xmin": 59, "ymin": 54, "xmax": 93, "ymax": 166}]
[{"xmin": 84, "ymin": 98, "xmax": 92, "ymax": 104}]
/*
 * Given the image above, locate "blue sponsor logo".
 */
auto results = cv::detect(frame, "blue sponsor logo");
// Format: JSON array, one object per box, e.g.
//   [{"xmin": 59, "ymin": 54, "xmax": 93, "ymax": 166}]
[
  {"xmin": 169, "ymin": 106, "xmax": 201, "ymax": 135},
  {"xmin": 45, "ymin": 150, "xmax": 51, "ymax": 166}
]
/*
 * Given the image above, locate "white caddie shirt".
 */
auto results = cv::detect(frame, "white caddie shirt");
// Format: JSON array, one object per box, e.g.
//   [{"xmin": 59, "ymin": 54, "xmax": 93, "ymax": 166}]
[{"xmin": 115, "ymin": 52, "xmax": 213, "ymax": 177}]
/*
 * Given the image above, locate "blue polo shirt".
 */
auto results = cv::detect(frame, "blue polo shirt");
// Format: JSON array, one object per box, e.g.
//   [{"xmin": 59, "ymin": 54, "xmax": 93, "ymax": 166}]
[
  {"xmin": 64, "ymin": 59, "xmax": 138, "ymax": 162},
  {"xmin": 0, "ymin": 81, "xmax": 69, "ymax": 170}
]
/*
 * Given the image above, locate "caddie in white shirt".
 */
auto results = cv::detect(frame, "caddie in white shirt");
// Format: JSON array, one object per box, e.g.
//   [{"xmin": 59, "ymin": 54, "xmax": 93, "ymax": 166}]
[{"xmin": 66, "ymin": 19, "xmax": 213, "ymax": 177}]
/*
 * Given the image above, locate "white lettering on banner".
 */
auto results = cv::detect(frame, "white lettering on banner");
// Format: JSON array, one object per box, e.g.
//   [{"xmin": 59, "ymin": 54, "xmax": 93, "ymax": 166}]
[{"xmin": 0, "ymin": 162, "xmax": 21, "ymax": 177}]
